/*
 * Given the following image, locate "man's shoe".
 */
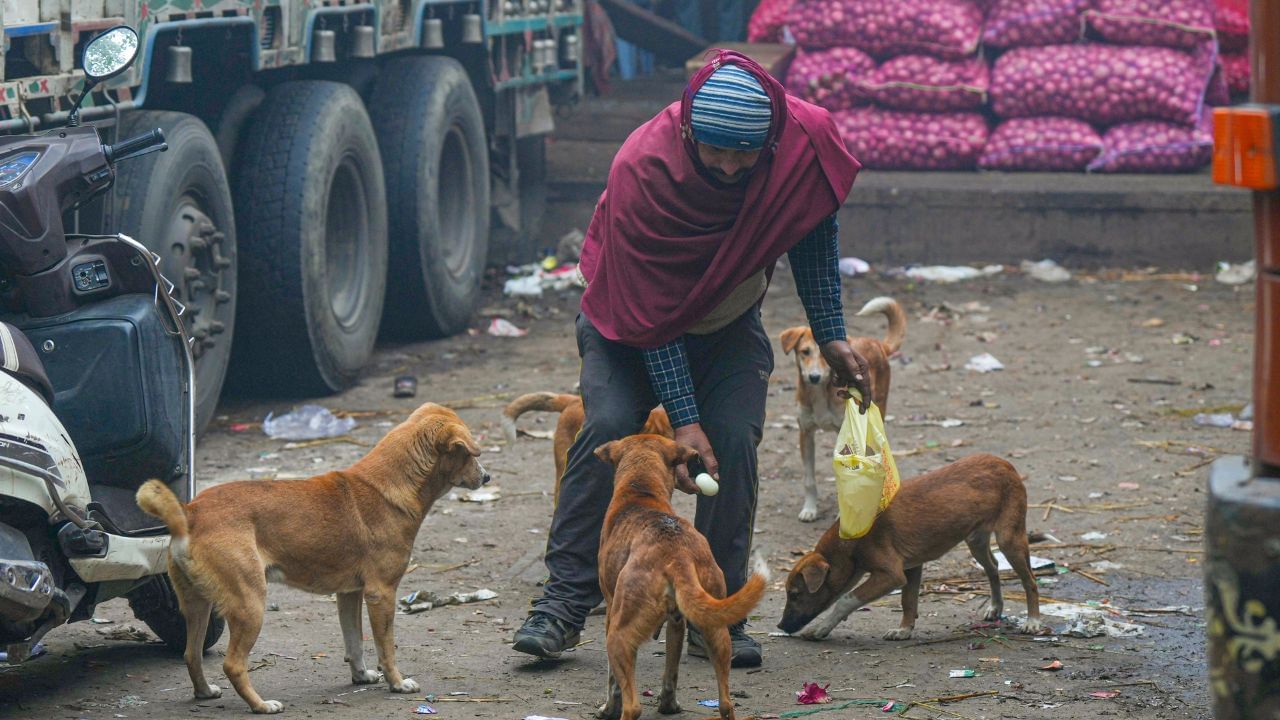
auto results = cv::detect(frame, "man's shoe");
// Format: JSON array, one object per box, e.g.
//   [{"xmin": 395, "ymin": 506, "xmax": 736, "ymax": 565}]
[
  {"xmin": 512, "ymin": 612, "xmax": 582, "ymax": 659},
  {"xmin": 687, "ymin": 622, "xmax": 762, "ymax": 668}
]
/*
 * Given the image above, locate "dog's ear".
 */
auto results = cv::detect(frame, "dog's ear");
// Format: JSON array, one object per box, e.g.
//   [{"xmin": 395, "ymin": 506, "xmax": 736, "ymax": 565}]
[
  {"xmin": 594, "ymin": 441, "xmax": 621, "ymax": 466},
  {"xmin": 665, "ymin": 442, "xmax": 699, "ymax": 468},
  {"xmin": 800, "ymin": 556, "xmax": 830, "ymax": 594},
  {"xmin": 440, "ymin": 423, "xmax": 480, "ymax": 457},
  {"xmin": 780, "ymin": 327, "xmax": 805, "ymax": 355}
]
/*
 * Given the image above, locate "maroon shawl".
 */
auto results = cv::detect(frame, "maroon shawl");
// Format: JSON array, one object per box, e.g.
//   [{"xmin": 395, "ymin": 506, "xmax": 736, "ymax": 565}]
[{"xmin": 577, "ymin": 50, "xmax": 860, "ymax": 349}]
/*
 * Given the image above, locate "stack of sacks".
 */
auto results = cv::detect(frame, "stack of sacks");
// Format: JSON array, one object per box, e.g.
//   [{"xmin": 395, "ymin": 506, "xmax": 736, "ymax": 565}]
[
  {"xmin": 1215, "ymin": 0, "xmax": 1250, "ymax": 99},
  {"xmin": 987, "ymin": 0, "xmax": 1218, "ymax": 173},
  {"xmin": 786, "ymin": 0, "xmax": 990, "ymax": 170},
  {"xmin": 979, "ymin": 0, "xmax": 1103, "ymax": 171}
]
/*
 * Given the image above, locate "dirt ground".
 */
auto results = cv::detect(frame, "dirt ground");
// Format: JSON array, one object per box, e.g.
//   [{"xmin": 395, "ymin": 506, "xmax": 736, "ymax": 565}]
[{"xmin": 0, "ymin": 262, "xmax": 1254, "ymax": 720}]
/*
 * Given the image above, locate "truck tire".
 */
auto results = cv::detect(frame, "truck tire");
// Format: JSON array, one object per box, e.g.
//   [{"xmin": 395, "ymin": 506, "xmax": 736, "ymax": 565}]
[
  {"xmin": 229, "ymin": 81, "xmax": 389, "ymax": 394},
  {"xmin": 110, "ymin": 111, "xmax": 236, "ymax": 436},
  {"xmin": 369, "ymin": 56, "xmax": 489, "ymax": 339},
  {"xmin": 491, "ymin": 134, "xmax": 549, "ymax": 266}
]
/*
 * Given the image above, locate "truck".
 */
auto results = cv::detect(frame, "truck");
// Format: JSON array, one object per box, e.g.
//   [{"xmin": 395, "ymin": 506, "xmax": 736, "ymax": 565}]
[{"xmin": 0, "ymin": 0, "xmax": 582, "ymax": 431}]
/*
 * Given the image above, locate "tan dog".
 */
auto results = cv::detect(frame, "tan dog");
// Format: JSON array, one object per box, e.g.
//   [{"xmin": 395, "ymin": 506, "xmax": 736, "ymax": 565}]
[
  {"xmin": 777, "ymin": 454, "xmax": 1042, "ymax": 641},
  {"xmin": 780, "ymin": 296, "xmax": 906, "ymax": 522},
  {"xmin": 502, "ymin": 392, "xmax": 673, "ymax": 506},
  {"xmin": 137, "ymin": 403, "xmax": 489, "ymax": 714},
  {"xmin": 594, "ymin": 435, "xmax": 767, "ymax": 720}
]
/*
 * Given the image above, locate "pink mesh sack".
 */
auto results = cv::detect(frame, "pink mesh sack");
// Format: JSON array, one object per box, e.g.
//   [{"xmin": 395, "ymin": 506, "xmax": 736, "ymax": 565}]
[
  {"xmin": 1084, "ymin": 0, "xmax": 1216, "ymax": 49},
  {"xmin": 855, "ymin": 55, "xmax": 988, "ymax": 112},
  {"xmin": 982, "ymin": 0, "xmax": 1089, "ymax": 49},
  {"xmin": 788, "ymin": 0, "xmax": 983, "ymax": 58},
  {"xmin": 785, "ymin": 47, "xmax": 877, "ymax": 112},
  {"xmin": 978, "ymin": 117, "xmax": 1103, "ymax": 171},
  {"xmin": 1087, "ymin": 117, "xmax": 1213, "ymax": 173},
  {"xmin": 989, "ymin": 43, "xmax": 1216, "ymax": 126},
  {"xmin": 835, "ymin": 109, "xmax": 989, "ymax": 170}
]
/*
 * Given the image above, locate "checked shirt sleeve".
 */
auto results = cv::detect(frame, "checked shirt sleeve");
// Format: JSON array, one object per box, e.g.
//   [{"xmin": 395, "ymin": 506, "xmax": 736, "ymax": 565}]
[
  {"xmin": 643, "ymin": 340, "xmax": 700, "ymax": 428},
  {"xmin": 788, "ymin": 213, "xmax": 846, "ymax": 346}
]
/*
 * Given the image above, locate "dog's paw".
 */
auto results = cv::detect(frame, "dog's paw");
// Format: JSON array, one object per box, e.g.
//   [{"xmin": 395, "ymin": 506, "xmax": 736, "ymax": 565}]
[
  {"xmin": 1021, "ymin": 617, "xmax": 1045, "ymax": 635},
  {"xmin": 351, "ymin": 669, "xmax": 381, "ymax": 685},
  {"xmin": 882, "ymin": 627, "xmax": 914, "ymax": 641},
  {"xmin": 391, "ymin": 678, "xmax": 421, "ymax": 694},
  {"xmin": 798, "ymin": 503, "xmax": 819, "ymax": 523},
  {"xmin": 596, "ymin": 702, "xmax": 622, "ymax": 720},
  {"xmin": 980, "ymin": 601, "xmax": 1004, "ymax": 622},
  {"xmin": 195, "ymin": 684, "xmax": 222, "ymax": 700},
  {"xmin": 797, "ymin": 627, "xmax": 831, "ymax": 641},
  {"xmin": 657, "ymin": 692, "xmax": 681, "ymax": 715},
  {"xmin": 253, "ymin": 700, "xmax": 284, "ymax": 714}
]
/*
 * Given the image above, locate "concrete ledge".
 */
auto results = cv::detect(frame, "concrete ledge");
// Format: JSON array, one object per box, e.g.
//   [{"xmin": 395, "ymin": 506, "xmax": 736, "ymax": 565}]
[{"xmin": 545, "ymin": 142, "xmax": 1253, "ymax": 269}]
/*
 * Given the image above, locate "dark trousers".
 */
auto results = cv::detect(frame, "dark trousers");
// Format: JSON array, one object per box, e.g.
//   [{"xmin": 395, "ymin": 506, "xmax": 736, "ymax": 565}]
[{"xmin": 532, "ymin": 309, "xmax": 774, "ymax": 629}]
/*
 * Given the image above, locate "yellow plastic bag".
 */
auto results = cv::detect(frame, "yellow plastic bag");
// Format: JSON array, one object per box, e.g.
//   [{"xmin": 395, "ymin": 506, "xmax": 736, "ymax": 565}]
[{"xmin": 833, "ymin": 396, "xmax": 900, "ymax": 540}]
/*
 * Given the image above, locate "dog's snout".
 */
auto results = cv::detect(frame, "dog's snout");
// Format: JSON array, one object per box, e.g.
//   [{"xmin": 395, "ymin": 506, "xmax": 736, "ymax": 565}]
[
  {"xmin": 481, "ymin": 471, "xmax": 492, "ymax": 485},
  {"xmin": 807, "ymin": 372, "xmax": 823, "ymax": 385}
]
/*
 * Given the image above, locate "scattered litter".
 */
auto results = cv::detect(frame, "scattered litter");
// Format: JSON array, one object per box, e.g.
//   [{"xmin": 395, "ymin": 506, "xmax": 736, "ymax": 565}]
[
  {"xmin": 96, "ymin": 625, "xmax": 154, "ymax": 643},
  {"xmin": 394, "ymin": 376, "xmax": 418, "ymax": 398},
  {"xmin": 116, "ymin": 695, "xmax": 149, "ymax": 708},
  {"xmin": 1080, "ymin": 531, "xmax": 1108, "ymax": 541},
  {"xmin": 838, "ymin": 257, "xmax": 870, "ymax": 277},
  {"xmin": 263, "ymin": 405, "xmax": 357, "ymax": 441},
  {"xmin": 1039, "ymin": 660, "xmax": 1063, "ymax": 671},
  {"xmin": 1241, "ymin": 403, "xmax": 1255, "ymax": 421},
  {"xmin": 399, "ymin": 588, "xmax": 497, "ymax": 613},
  {"xmin": 949, "ymin": 669, "xmax": 977, "ymax": 678},
  {"xmin": 1118, "ymin": 482, "xmax": 1141, "ymax": 490},
  {"xmin": 267, "ymin": 603, "xmax": 281, "ymax": 611},
  {"xmin": 1215, "ymin": 260, "xmax": 1255, "ymax": 285},
  {"xmin": 1022, "ymin": 259, "xmax": 1071, "ymax": 283},
  {"xmin": 1055, "ymin": 613, "xmax": 1145, "ymax": 639},
  {"xmin": 503, "ymin": 262, "xmax": 586, "ymax": 298},
  {"xmin": 1194, "ymin": 412, "xmax": 1236, "ymax": 428},
  {"xmin": 796, "ymin": 682, "xmax": 833, "ymax": 705},
  {"xmin": 90, "ymin": 617, "xmax": 114, "ymax": 624},
  {"xmin": 1172, "ymin": 333, "xmax": 1197, "ymax": 345},
  {"xmin": 229, "ymin": 422, "xmax": 256, "ymax": 432},
  {"xmin": 697, "ymin": 699, "xmax": 720, "ymax": 708},
  {"xmin": 0, "ymin": 642, "xmax": 44, "ymax": 662},
  {"xmin": 642, "ymin": 690, "xmax": 654, "ymax": 697},
  {"xmin": 975, "ymin": 552, "xmax": 1055, "ymax": 573},
  {"xmin": 1091, "ymin": 561, "xmax": 1125, "ymax": 571},
  {"xmin": 1090, "ymin": 690, "xmax": 1121, "ymax": 699},
  {"xmin": 524, "ymin": 716, "xmax": 570, "ymax": 720},
  {"xmin": 1141, "ymin": 318, "xmax": 1165, "ymax": 328},
  {"xmin": 414, "ymin": 705, "xmax": 437, "ymax": 715},
  {"xmin": 459, "ymin": 487, "xmax": 501, "ymax": 503},
  {"xmin": 488, "ymin": 318, "xmax": 528, "ymax": 337},
  {"xmin": 965, "ymin": 353, "xmax": 1004, "ymax": 373},
  {"xmin": 903, "ymin": 265, "xmax": 1003, "ymax": 283}
]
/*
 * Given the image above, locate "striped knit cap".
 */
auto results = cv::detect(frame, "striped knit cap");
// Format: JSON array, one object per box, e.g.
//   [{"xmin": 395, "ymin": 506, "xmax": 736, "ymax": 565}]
[{"xmin": 690, "ymin": 65, "xmax": 773, "ymax": 150}]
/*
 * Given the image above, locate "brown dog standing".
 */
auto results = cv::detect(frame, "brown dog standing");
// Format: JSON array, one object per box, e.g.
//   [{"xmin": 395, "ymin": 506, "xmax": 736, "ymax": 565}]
[
  {"xmin": 594, "ymin": 435, "xmax": 767, "ymax": 720},
  {"xmin": 778, "ymin": 454, "xmax": 1042, "ymax": 641},
  {"xmin": 780, "ymin": 296, "xmax": 906, "ymax": 522},
  {"xmin": 137, "ymin": 403, "xmax": 489, "ymax": 714},
  {"xmin": 502, "ymin": 392, "xmax": 673, "ymax": 506}
]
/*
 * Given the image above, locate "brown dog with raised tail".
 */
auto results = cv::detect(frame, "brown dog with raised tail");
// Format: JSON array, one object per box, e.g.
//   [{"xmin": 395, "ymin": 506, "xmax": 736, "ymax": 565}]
[
  {"xmin": 594, "ymin": 435, "xmax": 768, "ymax": 720},
  {"xmin": 137, "ymin": 403, "xmax": 489, "ymax": 714},
  {"xmin": 778, "ymin": 453, "xmax": 1042, "ymax": 641}
]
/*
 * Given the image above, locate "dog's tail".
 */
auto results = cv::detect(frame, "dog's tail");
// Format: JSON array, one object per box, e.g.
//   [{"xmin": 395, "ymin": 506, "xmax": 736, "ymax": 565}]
[
  {"xmin": 856, "ymin": 296, "xmax": 907, "ymax": 355},
  {"xmin": 671, "ymin": 553, "xmax": 769, "ymax": 630},
  {"xmin": 502, "ymin": 392, "xmax": 580, "ymax": 444},
  {"xmin": 136, "ymin": 479, "xmax": 190, "ymax": 543}
]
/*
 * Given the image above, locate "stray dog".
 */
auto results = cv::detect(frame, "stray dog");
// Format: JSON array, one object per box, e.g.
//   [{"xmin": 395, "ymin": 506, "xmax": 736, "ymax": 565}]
[
  {"xmin": 594, "ymin": 435, "xmax": 767, "ymax": 720},
  {"xmin": 137, "ymin": 403, "xmax": 489, "ymax": 714},
  {"xmin": 502, "ymin": 392, "xmax": 672, "ymax": 506},
  {"xmin": 777, "ymin": 453, "xmax": 1042, "ymax": 641},
  {"xmin": 779, "ymin": 296, "xmax": 906, "ymax": 522}
]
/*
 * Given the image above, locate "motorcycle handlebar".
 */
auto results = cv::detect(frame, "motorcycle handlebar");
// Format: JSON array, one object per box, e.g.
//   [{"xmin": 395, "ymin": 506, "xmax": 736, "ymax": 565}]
[{"xmin": 103, "ymin": 128, "xmax": 166, "ymax": 164}]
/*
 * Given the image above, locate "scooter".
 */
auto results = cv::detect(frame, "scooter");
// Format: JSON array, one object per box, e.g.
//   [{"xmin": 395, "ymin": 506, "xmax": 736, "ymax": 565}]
[{"xmin": 0, "ymin": 25, "xmax": 223, "ymax": 662}]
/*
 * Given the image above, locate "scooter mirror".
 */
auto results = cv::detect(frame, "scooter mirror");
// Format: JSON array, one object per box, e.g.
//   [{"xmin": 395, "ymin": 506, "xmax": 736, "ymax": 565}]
[{"xmin": 82, "ymin": 26, "xmax": 139, "ymax": 82}]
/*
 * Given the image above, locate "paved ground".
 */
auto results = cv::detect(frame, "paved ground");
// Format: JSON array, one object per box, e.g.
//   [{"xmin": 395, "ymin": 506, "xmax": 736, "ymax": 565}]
[{"xmin": 0, "ymin": 260, "xmax": 1252, "ymax": 720}]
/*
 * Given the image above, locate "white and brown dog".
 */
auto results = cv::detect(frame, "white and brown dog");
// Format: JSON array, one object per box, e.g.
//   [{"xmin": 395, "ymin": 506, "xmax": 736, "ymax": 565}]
[{"xmin": 779, "ymin": 297, "xmax": 906, "ymax": 522}]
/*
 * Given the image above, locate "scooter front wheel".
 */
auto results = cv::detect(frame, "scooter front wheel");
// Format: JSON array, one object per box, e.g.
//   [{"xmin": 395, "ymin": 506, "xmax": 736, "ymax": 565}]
[{"xmin": 127, "ymin": 575, "xmax": 225, "ymax": 654}]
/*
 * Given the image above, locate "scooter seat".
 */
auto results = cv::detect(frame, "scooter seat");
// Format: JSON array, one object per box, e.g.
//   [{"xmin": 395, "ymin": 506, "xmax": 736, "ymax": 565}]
[{"xmin": 0, "ymin": 322, "xmax": 54, "ymax": 406}]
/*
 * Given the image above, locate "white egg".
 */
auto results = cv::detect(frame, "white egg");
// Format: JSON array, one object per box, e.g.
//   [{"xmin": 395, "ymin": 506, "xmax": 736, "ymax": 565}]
[{"xmin": 695, "ymin": 473, "xmax": 719, "ymax": 496}]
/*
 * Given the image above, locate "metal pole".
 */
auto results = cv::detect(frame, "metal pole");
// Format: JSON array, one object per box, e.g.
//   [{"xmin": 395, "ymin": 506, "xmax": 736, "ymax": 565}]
[{"xmin": 1206, "ymin": 5, "xmax": 1280, "ymax": 719}]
